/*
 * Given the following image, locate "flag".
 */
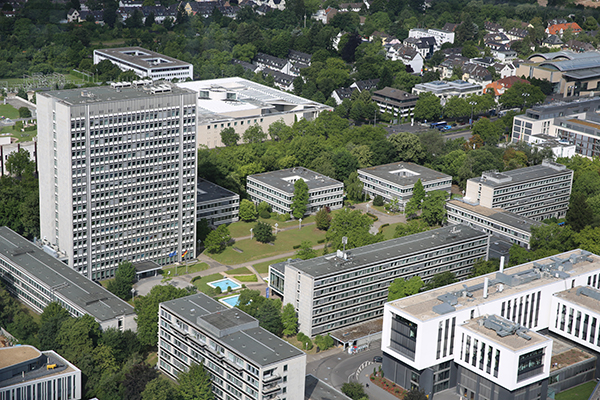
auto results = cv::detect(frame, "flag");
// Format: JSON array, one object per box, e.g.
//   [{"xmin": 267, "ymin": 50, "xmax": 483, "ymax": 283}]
[
  {"xmin": 168, "ymin": 250, "xmax": 177, "ymax": 257},
  {"xmin": 182, "ymin": 250, "xmax": 189, "ymax": 258}
]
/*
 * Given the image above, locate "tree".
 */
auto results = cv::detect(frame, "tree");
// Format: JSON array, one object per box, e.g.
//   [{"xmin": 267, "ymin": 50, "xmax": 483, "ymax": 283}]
[
  {"xmin": 178, "ymin": 363, "xmax": 214, "ymax": 400},
  {"xmin": 6, "ymin": 148, "xmax": 35, "ymax": 178},
  {"xmin": 341, "ymin": 382, "xmax": 368, "ymax": 400},
  {"xmin": 122, "ymin": 363, "xmax": 158, "ymax": 400},
  {"xmin": 296, "ymin": 241, "xmax": 317, "ymax": 260},
  {"xmin": 405, "ymin": 389, "xmax": 428, "ymax": 400},
  {"xmin": 204, "ymin": 224, "xmax": 232, "ymax": 253},
  {"xmin": 388, "ymin": 276, "xmax": 423, "ymax": 301},
  {"xmin": 56, "ymin": 314, "xmax": 101, "ymax": 363},
  {"xmin": 291, "ymin": 178, "xmax": 309, "ymax": 219},
  {"xmin": 472, "ymin": 118, "xmax": 503, "ymax": 145},
  {"xmin": 567, "ymin": 192, "xmax": 594, "ymax": 232},
  {"xmin": 107, "ymin": 261, "xmax": 136, "ymax": 300},
  {"xmin": 256, "ymin": 298, "xmax": 283, "ymax": 336},
  {"xmin": 237, "ymin": 289, "xmax": 264, "ymax": 317},
  {"xmin": 345, "ymin": 172, "xmax": 364, "ymax": 202},
  {"xmin": 315, "ymin": 207, "xmax": 331, "ymax": 230},
  {"xmin": 38, "ymin": 302, "xmax": 71, "ymax": 351},
  {"xmin": 394, "ymin": 219, "xmax": 431, "ymax": 238},
  {"xmin": 388, "ymin": 132, "xmax": 424, "ymax": 163},
  {"xmin": 425, "ymin": 271, "xmax": 456, "ymax": 290},
  {"xmin": 220, "ymin": 127, "xmax": 240, "ymax": 146},
  {"xmin": 142, "ymin": 378, "xmax": 181, "ymax": 400},
  {"xmin": 99, "ymin": 327, "xmax": 141, "ymax": 365},
  {"xmin": 405, "ymin": 179, "xmax": 426, "ymax": 215},
  {"xmin": 469, "ymin": 258, "xmax": 499, "ymax": 278},
  {"xmin": 239, "ymin": 199, "xmax": 258, "ymax": 222},
  {"xmin": 530, "ymin": 223, "xmax": 576, "ymax": 253},
  {"xmin": 499, "ymin": 82, "xmax": 545, "ymax": 109},
  {"xmin": 281, "ymin": 303, "xmax": 298, "ymax": 336},
  {"xmin": 413, "ymin": 91, "xmax": 442, "ymax": 121},
  {"xmin": 197, "ymin": 219, "xmax": 211, "ymax": 245},
  {"xmin": 421, "ymin": 190, "xmax": 448, "ymax": 226},
  {"xmin": 135, "ymin": 285, "xmax": 196, "ymax": 347},
  {"xmin": 254, "ymin": 221, "xmax": 273, "ymax": 243},
  {"xmin": 243, "ymin": 125, "xmax": 267, "ymax": 144},
  {"xmin": 18, "ymin": 107, "xmax": 31, "ymax": 118},
  {"xmin": 373, "ymin": 195, "xmax": 384, "ymax": 206},
  {"xmin": 326, "ymin": 208, "xmax": 383, "ymax": 250}
]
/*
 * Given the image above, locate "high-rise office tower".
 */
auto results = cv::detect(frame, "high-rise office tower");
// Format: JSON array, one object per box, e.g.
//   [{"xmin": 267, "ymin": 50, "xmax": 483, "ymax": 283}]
[{"xmin": 38, "ymin": 81, "xmax": 197, "ymax": 280}]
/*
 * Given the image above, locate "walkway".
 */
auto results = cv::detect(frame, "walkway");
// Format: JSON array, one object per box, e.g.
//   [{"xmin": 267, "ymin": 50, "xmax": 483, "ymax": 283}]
[
  {"xmin": 353, "ymin": 201, "xmax": 407, "ymax": 234},
  {"xmin": 356, "ymin": 369, "xmax": 405, "ymax": 400}
]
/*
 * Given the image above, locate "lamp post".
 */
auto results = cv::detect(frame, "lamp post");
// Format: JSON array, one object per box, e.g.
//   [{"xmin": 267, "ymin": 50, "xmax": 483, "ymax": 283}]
[
  {"xmin": 469, "ymin": 101, "xmax": 477, "ymax": 128},
  {"xmin": 131, "ymin": 288, "xmax": 135, "ymax": 302},
  {"xmin": 522, "ymin": 92, "xmax": 530, "ymax": 110},
  {"xmin": 298, "ymin": 218, "xmax": 302, "ymax": 230},
  {"xmin": 250, "ymin": 228, "xmax": 253, "ymax": 240},
  {"xmin": 274, "ymin": 223, "xmax": 279, "ymax": 235},
  {"xmin": 342, "ymin": 236, "xmax": 348, "ymax": 252}
]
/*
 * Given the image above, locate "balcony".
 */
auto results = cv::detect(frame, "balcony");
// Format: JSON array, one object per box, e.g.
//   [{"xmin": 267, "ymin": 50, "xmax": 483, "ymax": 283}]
[
  {"xmin": 262, "ymin": 374, "xmax": 281, "ymax": 383},
  {"xmin": 262, "ymin": 384, "xmax": 280, "ymax": 394}
]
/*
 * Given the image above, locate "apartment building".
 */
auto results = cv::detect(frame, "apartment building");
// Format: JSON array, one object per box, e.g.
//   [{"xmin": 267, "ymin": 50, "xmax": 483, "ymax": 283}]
[
  {"xmin": 269, "ymin": 224, "xmax": 489, "ymax": 337},
  {"xmin": 381, "ymin": 249, "xmax": 600, "ymax": 399},
  {"xmin": 408, "ymin": 28, "xmax": 455, "ymax": 51},
  {"xmin": 158, "ymin": 293, "xmax": 306, "ymax": 400},
  {"xmin": 412, "ymin": 80, "xmax": 484, "ymax": 105},
  {"xmin": 371, "ymin": 88, "xmax": 419, "ymax": 120},
  {"xmin": 0, "ymin": 137, "xmax": 37, "ymax": 176},
  {"xmin": 0, "ymin": 345, "xmax": 82, "ymax": 400},
  {"xmin": 177, "ymin": 78, "xmax": 332, "ymax": 149},
  {"xmin": 37, "ymin": 81, "xmax": 197, "ymax": 281},
  {"xmin": 446, "ymin": 199, "xmax": 541, "ymax": 249},
  {"xmin": 358, "ymin": 162, "xmax": 452, "ymax": 209},
  {"xmin": 247, "ymin": 167, "xmax": 343, "ymax": 215},
  {"xmin": 93, "ymin": 47, "xmax": 193, "ymax": 81},
  {"xmin": 0, "ymin": 226, "xmax": 137, "ymax": 331},
  {"xmin": 197, "ymin": 178, "xmax": 239, "ymax": 227},
  {"xmin": 464, "ymin": 160, "xmax": 573, "ymax": 221}
]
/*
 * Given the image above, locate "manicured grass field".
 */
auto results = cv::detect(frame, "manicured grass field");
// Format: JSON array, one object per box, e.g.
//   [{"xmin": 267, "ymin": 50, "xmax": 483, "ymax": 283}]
[
  {"xmin": 0, "ymin": 104, "xmax": 19, "ymax": 119},
  {"xmin": 208, "ymin": 226, "xmax": 326, "ymax": 265},
  {"xmin": 192, "ymin": 273, "xmax": 224, "ymax": 293},
  {"xmin": 555, "ymin": 381, "xmax": 597, "ymax": 400},
  {"xmin": 379, "ymin": 222, "xmax": 405, "ymax": 240},
  {"xmin": 227, "ymin": 214, "xmax": 317, "ymax": 238},
  {"xmin": 227, "ymin": 266, "xmax": 252, "ymax": 275},
  {"xmin": 253, "ymin": 257, "xmax": 288, "ymax": 275},
  {"xmin": 234, "ymin": 275, "xmax": 258, "ymax": 282},
  {"xmin": 162, "ymin": 262, "xmax": 209, "ymax": 276}
]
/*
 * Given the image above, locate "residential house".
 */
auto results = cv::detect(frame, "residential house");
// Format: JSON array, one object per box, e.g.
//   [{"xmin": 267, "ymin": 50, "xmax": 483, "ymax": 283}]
[
  {"xmin": 232, "ymin": 59, "xmax": 260, "ymax": 73},
  {"xmin": 338, "ymin": 2, "xmax": 363, "ymax": 12},
  {"xmin": 408, "ymin": 27, "xmax": 455, "ymax": 51},
  {"xmin": 404, "ymin": 36, "xmax": 436, "ymax": 59},
  {"xmin": 564, "ymin": 39, "xmax": 595, "ymax": 53},
  {"xmin": 386, "ymin": 44, "xmax": 424, "ymax": 73},
  {"xmin": 437, "ymin": 56, "xmax": 469, "ymax": 80},
  {"xmin": 443, "ymin": 22, "xmax": 458, "ymax": 32},
  {"xmin": 485, "ymin": 76, "xmax": 529, "ymax": 96},
  {"xmin": 506, "ymin": 27, "xmax": 528, "ymax": 41},
  {"xmin": 262, "ymin": 68, "xmax": 295, "ymax": 91},
  {"xmin": 288, "ymin": 50, "xmax": 312, "ymax": 65},
  {"xmin": 546, "ymin": 22, "xmax": 582, "ymax": 37},
  {"xmin": 492, "ymin": 62, "xmax": 517, "ymax": 79},
  {"xmin": 484, "ymin": 21, "xmax": 504, "ymax": 32},
  {"xmin": 312, "ymin": 7, "xmax": 337, "ymax": 24},
  {"xmin": 332, "ymin": 87, "xmax": 355, "ymax": 105},
  {"xmin": 542, "ymin": 34, "xmax": 564, "ymax": 49},
  {"xmin": 371, "ymin": 87, "xmax": 419, "ymax": 120},
  {"xmin": 462, "ymin": 63, "xmax": 493, "ymax": 86},
  {"xmin": 254, "ymin": 52, "xmax": 292, "ymax": 75},
  {"xmin": 484, "ymin": 32, "xmax": 510, "ymax": 45},
  {"xmin": 351, "ymin": 79, "xmax": 380, "ymax": 92}
]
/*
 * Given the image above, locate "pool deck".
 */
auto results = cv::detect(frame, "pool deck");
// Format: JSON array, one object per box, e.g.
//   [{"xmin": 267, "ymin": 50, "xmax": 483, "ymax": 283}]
[{"xmin": 208, "ymin": 278, "xmax": 242, "ymax": 290}]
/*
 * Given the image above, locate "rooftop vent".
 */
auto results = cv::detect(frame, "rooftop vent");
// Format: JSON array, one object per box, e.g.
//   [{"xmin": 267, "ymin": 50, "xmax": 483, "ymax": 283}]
[{"xmin": 479, "ymin": 315, "xmax": 531, "ymax": 340}]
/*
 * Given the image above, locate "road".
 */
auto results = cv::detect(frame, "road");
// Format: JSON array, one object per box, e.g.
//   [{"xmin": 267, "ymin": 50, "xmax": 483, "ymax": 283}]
[{"xmin": 306, "ymin": 340, "xmax": 383, "ymax": 390}]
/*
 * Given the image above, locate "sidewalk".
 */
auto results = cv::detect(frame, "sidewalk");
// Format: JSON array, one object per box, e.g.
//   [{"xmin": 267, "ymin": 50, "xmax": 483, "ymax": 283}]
[
  {"xmin": 353, "ymin": 202, "xmax": 406, "ymax": 234},
  {"xmin": 357, "ymin": 370, "xmax": 403, "ymax": 400}
]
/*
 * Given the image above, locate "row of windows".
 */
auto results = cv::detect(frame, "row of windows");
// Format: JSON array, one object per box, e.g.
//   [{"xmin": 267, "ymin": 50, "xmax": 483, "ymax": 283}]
[
  {"xmin": 0, "ymin": 374, "xmax": 78, "ymax": 400},
  {"xmin": 460, "ymin": 333, "xmax": 501, "ymax": 378},
  {"xmin": 500, "ymin": 291, "xmax": 542, "ymax": 329}
]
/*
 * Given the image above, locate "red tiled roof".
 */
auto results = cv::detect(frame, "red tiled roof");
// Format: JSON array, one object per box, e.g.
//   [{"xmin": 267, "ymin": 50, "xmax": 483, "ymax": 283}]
[
  {"xmin": 485, "ymin": 76, "xmax": 528, "ymax": 96},
  {"xmin": 547, "ymin": 22, "xmax": 582, "ymax": 35}
]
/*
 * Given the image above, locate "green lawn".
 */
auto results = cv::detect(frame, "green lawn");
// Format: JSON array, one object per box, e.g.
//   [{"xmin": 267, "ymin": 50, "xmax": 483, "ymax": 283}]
[
  {"xmin": 227, "ymin": 266, "xmax": 252, "ymax": 275},
  {"xmin": 253, "ymin": 257, "xmax": 288, "ymax": 275},
  {"xmin": 1, "ymin": 72, "xmax": 87, "ymax": 88},
  {"xmin": 227, "ymin": 214, "xmax": 317, "ymax": 238},
  {"xmin": 556, "ymin": 381, "xmax": 597, "ymax": 400},
  {"xmin": 192, "ymin": 273, "xmax": 224, "ymax": 293},
  {"xmin": 207, "ymin": 226, "xmax": 326, "ymax": 265},
  {"xmin": 372, "ymin": 205, "xmax": 402, "ymax": 216},
  {"xmin": 162, "ymin": 262, "xmax": 209, "ymax": 276},
  {"xmin": 379, "ymin": 222, "xmax": 405, "ymax": 240},
  {"xmin": 234, "ymin": 275, "xmax": 258, "ymax": 282},
  {"xmin": 0, "ymin": 104, "xmax": 19, "ymax": 119},
  {"xmin": 1, "ymin": 125, "xmax": 37, "ymax": 142}
]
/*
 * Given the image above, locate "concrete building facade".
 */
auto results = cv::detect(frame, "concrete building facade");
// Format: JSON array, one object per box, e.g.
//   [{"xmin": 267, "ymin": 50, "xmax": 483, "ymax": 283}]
[
  {"xmin": 269, "ymin": 225, "xmax": 489, "ymax": 337},
  {"xmin": 412, "ymin": 80, "xmax": 484, "ymax": 105},
  {"xmin": 197, "ymin": 178, "xmax": 239, "ymax": 227},
  {"xmin": 158, "ymin": 293, "xmax": 306, "ymax": 400},
  {"xmin": 37, "ymin": 82, "xmax": 197, "ymax": 281}
]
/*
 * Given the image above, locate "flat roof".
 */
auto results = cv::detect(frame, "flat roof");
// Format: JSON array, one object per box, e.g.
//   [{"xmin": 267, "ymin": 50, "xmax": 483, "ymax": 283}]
[
  {"xmin": 468, "ymin": 162, "xmax": 571, "ymax": 188},
  {"xmin": 133, "ymin": 260, "xmax": 162, "ymax": 273},
  {"xmin": 305, "ymin": 375, "xmax": 353, "ymax": 400},
  {"xmin": 282, "ymin": 224, "xmax": 488, "ymax": 279},
  {"xmin": 95, "ymin": 47, "xmax": 192, "ymax": 69},
  {"xmin": 0, "ymin": 227, "xmax": 135, "ymax": 322},
  {"xmin": 389, "ymin": 249, "xmax": 599, "ymax": 322},
  {"xmin": 554, "ymin": 286, "xmax": 600, "ymax": 314},
  {"xmin": 197, "ymin": 178, "xmax": 238, "ymax": 204},
  {"xmin": 0, "ymin": 348, "xmax": 78, "ymax": 388},
  {"xmin": 359, "ymin": 162, "xmax": 451, "ymax": 187},
  {"xmin": 161, "ymin": 293, "xmax": 304, "ymax": 366},
  {"xmin": 248, "ymin": 167, "xmax": 342, "ymax": 194},
  {"xmin": 461, "ymin": 315, "xmax": 548, "ymax": 351},
  {"xmin": 0, "ymin": 346, "xmax": 40, "ymax": 370},
  {"xmin": 447, "ymin": 200, "xmax": 541, "ymax": 232},
  {"xmin": 329, "ymin": 318, "xmax": 383, "ymax": 343},
  {"xmin": 39, "ymin": 82, "xmax": 195, "ymax": 105}
]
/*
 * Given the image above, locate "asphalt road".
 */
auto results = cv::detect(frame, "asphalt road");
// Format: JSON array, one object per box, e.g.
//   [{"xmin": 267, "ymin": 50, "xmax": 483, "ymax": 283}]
[{"xmin": 307, "ymin": 340, "xmax": 383, "ymax": 390}]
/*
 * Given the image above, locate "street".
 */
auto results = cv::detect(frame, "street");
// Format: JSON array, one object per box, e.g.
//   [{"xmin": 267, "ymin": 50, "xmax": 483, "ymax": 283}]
[{"xmin": 306, "ymin": 340, "xmax": 383, "ymax": 389}]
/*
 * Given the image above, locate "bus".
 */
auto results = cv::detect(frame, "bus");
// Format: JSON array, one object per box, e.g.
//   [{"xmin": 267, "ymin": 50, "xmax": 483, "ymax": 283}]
[{"xmin": 429, "ymin": 121, "xmax": 447, "ymax": 129}]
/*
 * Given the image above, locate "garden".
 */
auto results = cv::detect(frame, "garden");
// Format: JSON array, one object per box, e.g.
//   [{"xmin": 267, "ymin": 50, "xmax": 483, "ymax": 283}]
[{"xmin": 370, "ymin": 368, "xmax": 407, "ymax": 399}]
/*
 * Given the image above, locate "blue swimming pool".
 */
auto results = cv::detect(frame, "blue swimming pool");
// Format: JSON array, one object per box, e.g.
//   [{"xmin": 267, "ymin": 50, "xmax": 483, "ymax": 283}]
[
  {"xmin": 208, "ymin": 278, "xmax": 241, "ymax": 291},
  {"xmin": 219, "ymin": 295, "xmax": 240, "ymax": 308}
]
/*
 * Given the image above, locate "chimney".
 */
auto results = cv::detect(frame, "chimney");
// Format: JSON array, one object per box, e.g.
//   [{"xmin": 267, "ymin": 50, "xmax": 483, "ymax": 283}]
[
  {"xmin": 499, "ymin": 256, "xmax": 505, "ymax": 273},
  {"xmin": 483, "ymin": 278, "xmax": 489, "ymax": 299}
]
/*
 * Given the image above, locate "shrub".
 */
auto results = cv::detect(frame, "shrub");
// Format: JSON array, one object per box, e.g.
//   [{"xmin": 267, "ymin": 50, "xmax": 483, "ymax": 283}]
[
  {"xmin": 373, "ymin": 195, "xmax": 384, "ymax": 206},
  {"xmin": 215, "ymin": 287, "xmax": 222, "ymax": 294},
  {"xmin": 227, "ymin": 286, "xmax": 232, "ymax": 292},
  {"xmin": 293, "ymin": 244, "xmax": 301, "ymax": 249},
  {"xmin": 259, "ymin": 209, "xmax": 271, "ymax": 219},
  {"xmin": 278, "ymin": 213, "xmax": 291, "ymax": 222},
  {"xmin": 254, "ymin": 221, "xmax": 274, "ymax": 243},
  {"xmin": 317, "ymin": 239, "xmax": 326, "ymax": 244}
]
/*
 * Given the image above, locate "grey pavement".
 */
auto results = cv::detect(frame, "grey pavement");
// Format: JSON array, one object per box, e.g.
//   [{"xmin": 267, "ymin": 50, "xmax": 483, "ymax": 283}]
[
  {"xmin": 357, "ymin": 365, "xmax": 404, "ymax": 400},
  {"xmin": 353, "ymin": 201, "xmax": 406, "ymax": 234}
]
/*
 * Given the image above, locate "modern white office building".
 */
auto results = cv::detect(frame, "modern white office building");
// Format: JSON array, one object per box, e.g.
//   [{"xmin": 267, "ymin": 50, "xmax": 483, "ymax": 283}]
[
  {"xmin": 93, "ymin": 47, "xmax": 193, "ymax": 81},
  {"xmin": 0, "ymin": 345, "xmax": 82, "ymax": 400},
  {"xmin": 37, "ymin": 81, "xmax": 197, "ymax": 281},
  {"xmin": 197, "ymin": 178, "xmax": 239, "ymax": 227},
  {"xmin": 446, "ymin": 199, "xmax": 541, "ymax": 249},
  {"xmin": 464, "ymin": 160, "xmax": 573, "ymax": 221},
  {"xmin": 247, "ymin": 167, "xmax": 344, "ymax": 215},
  {"xmin": 0, "ymin": 226, "xmax": 137, "ymax": 331},
  {"xmin": 269, "ymin": 224, "xmax": 489, "ymax": 337},
  {"xmin": 358, "ymin": 162, "xmax": 452, "ymax": 210},
  {"xmin": 177, "ymin": 78, "xmax": 332, "ymax": 149},
  {"xmin": 158, "ymin": 293, "xmax": 306, "ymax": 400},
  {"xmin": 381, "ymin": 249, "xmax": 600, "ymax": 399},
  {"xmin": 412, "ymin": 80, "xmax": 484, "ymax": 105}
]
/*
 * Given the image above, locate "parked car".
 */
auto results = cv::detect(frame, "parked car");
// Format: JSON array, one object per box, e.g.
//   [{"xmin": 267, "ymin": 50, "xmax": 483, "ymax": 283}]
[{"xmin": 373, "ymin": 356, "xmax": 383, "ymax": 363}]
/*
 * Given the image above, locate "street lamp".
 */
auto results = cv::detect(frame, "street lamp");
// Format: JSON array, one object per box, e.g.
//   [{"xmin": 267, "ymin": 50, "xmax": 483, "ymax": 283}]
[
  {"xmin": 131, "ymin": 288, "xmax": 135, "ymax": 302},
  {"xmin": 469, "ymin": 101, "xmax": 477, "ymax": 128},
  {"xmin": 250, "ymin": 228, "xmax": 253, "ymax": 240},
  {"xmin": 274, "ymin": 223, "xmax": 279, "ymax": 235},
  {"xmin": 298, "ymin": 218, "xmax": 302, "ymax": 230},
  {"xmin": 522, "ymin": 92, "xmax": 530, "ymax": 110}
]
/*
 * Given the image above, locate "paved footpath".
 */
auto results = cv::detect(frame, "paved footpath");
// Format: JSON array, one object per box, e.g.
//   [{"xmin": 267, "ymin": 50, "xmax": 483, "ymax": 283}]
[{"xmin": 353, "ymin": 201, "xmax": 407, "ymax": 234}]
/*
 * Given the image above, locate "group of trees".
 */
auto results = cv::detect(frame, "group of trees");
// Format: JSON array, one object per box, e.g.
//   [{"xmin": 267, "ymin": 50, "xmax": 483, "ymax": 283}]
[
  {"xmin": 107, "ymin": 261, "xmax": 136, "ymax": 300},
  {"xmin": 236, "ymin": 288, "xmax": 297, "ymax": 337}
]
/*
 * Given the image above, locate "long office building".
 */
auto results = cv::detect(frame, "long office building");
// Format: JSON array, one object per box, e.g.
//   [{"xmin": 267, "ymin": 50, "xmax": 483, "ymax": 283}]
[
  {"xmin": 464, "ymin": 160, "xmax": 573, "ymax": 221},
  {"xmin": 358, "ymin": 162, "xmax": 452, "ymax": 209},
  {"xmin": 37, "ymin": 81, "xmax": 197, "ymax": 281},
  {"xmin": 269, "ymin": 224, "xmax": 489, "ymax": 337},
  {"xmin": 381, "ymin": 249, "xmax": 600, "ymax": 399},
  {"xmin": 247, "ymin": 167, "xmax": 344, "ymax": 215},
  {"xmin": 158, "ymin": 293, "xmax": 306, "ymax": 400},
  {"xmin": 446, "ymin": 199, "xmax": 541, "ymax": 249},
  {"xmin": 197, "ymin": 178, "xmax": 239, "ymax": 226},
  {"xmin": 0, "ymin": 226, "xmax": 137, "ymax": 331},
  {"xmin": 0, "ymin": 345, "xmax": 82, "ymax": 400}
]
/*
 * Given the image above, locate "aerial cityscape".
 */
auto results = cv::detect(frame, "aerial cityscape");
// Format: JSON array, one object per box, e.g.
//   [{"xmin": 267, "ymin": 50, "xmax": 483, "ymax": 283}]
[{"xmin": 3, "ymin": 0, "xmax": 600, "ymax": 399}]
